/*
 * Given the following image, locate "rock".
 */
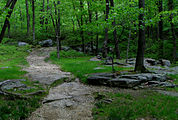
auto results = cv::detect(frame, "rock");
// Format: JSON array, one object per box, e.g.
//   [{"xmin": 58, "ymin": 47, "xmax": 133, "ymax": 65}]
[
  {"xmin": 90, "ymin": 57, "xmax": 101, "ymax": 61},
  {"xmin": 18, "ymin": 42, "xmax": 28, "ymax": 46},
  {"xmin": 109, "ymin": 78, "xmax": 140, "ymax": 88},
  {"xmin": 87, "ymin": 76, "xmax": 111, "ymax": 85},
  {"xmin": 26, "ymin": 90, "xmax": 46, "ymax": 96},
  {"xmin": 0, "ymin": 66, "xmax": 10, "ymax": 69},
  {"xmin": 94, "ymin": 67, "xmax": 105, "ymax": 70},
  {"xmin": 159, "ymin": 82, "xmax": 176, "ymax": 88},
  {"xmin": 39, "ymin": 39, "xmax": 53, "ymax": 47},
  {"xmin": 0, "ymin": 79, "xmax": 27, "ymax": 90},
  {"xmin": 127, "ymin": 58, "xmax": 136, "ymax": 65},
  {"xmin": 158, "ymin": 59, "xmax": 171, "ymax": 67},
  {"xmin": 61, "ymin": 46, "xmax": 70, "ymax": 51},
  {"xmin": 145, "ymin": 58, "xmax": 157, "ymax": 66},
  {"xmin": 96, "ymin": 55, "xmax": 102, "ymax": 59},
  {"xmin": 90, "ymin": 73, "xmax": 114, "ymax": 78},
  {"xmin": 120, "ymin": 73, "xmax": 167, "ymax": 82}
]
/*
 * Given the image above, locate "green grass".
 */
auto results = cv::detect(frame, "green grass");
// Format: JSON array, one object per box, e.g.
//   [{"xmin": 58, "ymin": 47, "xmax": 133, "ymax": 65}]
[
  {"xmin": 93, "ymin": 91, "xmax": 178, "ymax": 120},
  {"xmin": 0, "ymin": 96, "xmax": 41, "ymax": 120},
  {"xmin": 50, "ymin": 51, "xmax": 132, "ymax": 83},
  {"xmin": 166, "ymin": 74, "xmax": 178, "ymax": 92},
  {"xmin": 0, "ymin": 44, "xmax": 30, "ymax": 81},
  {"xmin": 0, "ymin": 44, "xmax": 44, "ymax": 120}
]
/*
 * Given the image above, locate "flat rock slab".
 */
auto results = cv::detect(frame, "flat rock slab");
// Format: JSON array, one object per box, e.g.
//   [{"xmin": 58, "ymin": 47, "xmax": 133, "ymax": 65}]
[
  {"xmin": 88, "ymin": 73, "xmax": 170, "ymax": 88},
  {"xmin": 0, "ymin": 79, "xmax": 26, "ymax": 90}
]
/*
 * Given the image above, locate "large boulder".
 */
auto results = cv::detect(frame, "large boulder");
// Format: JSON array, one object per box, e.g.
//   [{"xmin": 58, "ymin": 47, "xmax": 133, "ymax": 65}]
[
  {"xmin": 87, "ymin": 73, "xmax": 114, "ymax": 85},
  {"xmin": 39, "ymin": 39, "xmax": 53, "ymax": 47},
  {"xmin": 158, "ymin": 59, "xmax": 171, "ymax": 67},
  {"xmin": 109, "ymin": 78, "xmax": 140, "ymax": 88},
  {"xmin": 87, "ymin": 72, "xmax": 168, "ymax": 88}
]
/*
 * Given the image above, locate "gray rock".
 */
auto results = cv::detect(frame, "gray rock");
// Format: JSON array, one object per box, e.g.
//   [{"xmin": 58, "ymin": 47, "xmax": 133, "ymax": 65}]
[
  {"xmin": 90, "ymin": 73, "xmax": 114, "ymax": 78},
  {"xmin": 90, "ymin": 57, "xmax": 101, "ymax": 61},
  {"xmin": 0, "ymin": 66, "xmax": 10, "ymax": 69},
  {"xmin": 145, "ymin": 58, "xmax": 157, "ymax": 66},
  {"xmin": 39, "ymin": 39, "xmax": 53, "ymax": 47},
  {"xmin": 159, "ymin": 59, "xmax": 171, "ymax": 67},
  {"xmin": 109, "ymin": 78, "xmax": 140, "ymax": 88},
  {"xmin": 159, "ymin": 82, "xmax": 176, "ymax": 88},
  {"xmin": 94, "ymin": 67, "xmax": 105, "ymax": 70},
  {"xmin": 87, "ymin": 76, "xmax": 111, "ymax": 85},
  {"xmin": 61, "ymin": 46, "xmax": 70, "ymax": 51},
  {"xmin": 120, "ymin": 73, "xmax": 167, "ymax": 82},
  {"xmin": 1, "ymin": 79, "xmax": 27, "ymax": 90},
  {"xmin": 18, "ymin": 42, "xmax": 28, "ymax": 46}
]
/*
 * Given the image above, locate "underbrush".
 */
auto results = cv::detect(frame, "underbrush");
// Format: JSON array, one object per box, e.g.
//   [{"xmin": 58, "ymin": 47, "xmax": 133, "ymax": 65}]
[
  {"xmin": 0, "ymin": 45, "xmax": 44, "ymax": 120},
  {"xmin": 50, "ymin": 50, "xmax": 132, "ymax": 83},
  {"xmin": 93, "ymin": 91, "xmax": 178, "ymax": 120}
]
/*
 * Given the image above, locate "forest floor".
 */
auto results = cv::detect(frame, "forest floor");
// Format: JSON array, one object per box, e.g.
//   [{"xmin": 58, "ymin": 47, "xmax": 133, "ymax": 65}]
[{"xmin": 25, "ymin": 47, "xmax": 178, "ymax": 120}]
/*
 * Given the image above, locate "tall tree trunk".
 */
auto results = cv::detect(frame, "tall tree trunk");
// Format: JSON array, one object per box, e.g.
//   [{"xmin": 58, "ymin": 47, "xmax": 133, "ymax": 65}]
[
  {"xmin": 25, "ymin": 0, "xmax": 30, "ymax": 36},
  {"xmin": 32, "ymin": 0, "xmax": 35, "ymax": 42},
  {"xmin": 0, "ymin": 0, "xmax": 17, "ymax": 43},
  {"xmin": 45, "ymin": 0, "xmax": 49, "ymax": 30},
  {"xmin": 87, "ymin": 1, "xmax": 94, "ymax": 54},
  {"xmin": 126, "ymin": 30, "xmax": 131, "ymax": 63},
  {"xmin": 7, "ymin": 21, "xmax": 10, "ymax": 38},
  {"xmin": 134, "ymin": 0, "xmax": 147, "ymax": 72},
  {"xmin": 110, "ymin": 0, "xmax": 120, "ymax": 59},
  {"xmin": 53, "ymin": 1, "xmax": 61, "ymax": 59},
  {"xmin": 168, "ymin": 0, "xmax": 176, "ymax": 63},
  {"xmin": 102, "ymin": 0, "xmax": 109, "ymax": 58},
  {"xmin": 80, "ymin": 0, "xmax": 85, "ymax": 53},
  {"xmin": 95, "ymin": 11, "xmax": 99, "ymax": 55},
  {"xmin": 40, "ymin": 0, "xmax": 45, "ymax": 26},
  {"xmin": 158, "ymin": 0, "xmax": 163, "ymax": 58}
]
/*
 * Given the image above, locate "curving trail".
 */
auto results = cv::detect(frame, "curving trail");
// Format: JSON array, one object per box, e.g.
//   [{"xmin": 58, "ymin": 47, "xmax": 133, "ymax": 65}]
[{"xmin": 25, "ymin": 47, "xmax": 118, "ymax": 120}]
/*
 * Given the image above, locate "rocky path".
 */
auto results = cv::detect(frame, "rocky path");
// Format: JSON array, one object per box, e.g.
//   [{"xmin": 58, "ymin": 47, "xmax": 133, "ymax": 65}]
[{"xmin": 25, "ymin": 48, "xmax": 118, "ymax": 120}]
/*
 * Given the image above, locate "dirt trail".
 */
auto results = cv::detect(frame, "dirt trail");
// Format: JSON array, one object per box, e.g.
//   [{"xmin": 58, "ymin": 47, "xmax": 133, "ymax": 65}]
[{"xmin": 25, "ymin": 47, "xmax": 118, "ymax": 120}]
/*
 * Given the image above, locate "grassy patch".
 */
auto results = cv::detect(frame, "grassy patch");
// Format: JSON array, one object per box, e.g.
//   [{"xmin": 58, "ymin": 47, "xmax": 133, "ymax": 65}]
[
  {"xmin": 166, "ymin": 74, "xmax": 178, "ymax": 92},
  {"xmin": 0, "ymin": 45, "xmax": 30, "ymax": 81},
  {"xmin": 0, "ymin": 96, "xmax": 41, "ymax": 120},
  {"xmin": 0, "ymin": 44, "xmax": 44, "ymax": 120},
  {"xmin": 50, "ymin": 51, "xmax": 132, "ymax": 83},
  {"xmin": 93, "ymin": 91, "xmax": 178, "ymax": 120}
]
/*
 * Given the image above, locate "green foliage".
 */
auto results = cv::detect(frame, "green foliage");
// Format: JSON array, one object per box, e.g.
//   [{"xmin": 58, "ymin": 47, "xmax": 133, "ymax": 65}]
[
  {"xmin": 0, "ymin": 96, "xmax": 41, "ymax": 120},
  {"xmin": 93, "ymin": 91, "xmax": 178, "ymax": 120},
  {"xmin": 50, "ymin": 50, "xmax": 87, "ymax": 58}
]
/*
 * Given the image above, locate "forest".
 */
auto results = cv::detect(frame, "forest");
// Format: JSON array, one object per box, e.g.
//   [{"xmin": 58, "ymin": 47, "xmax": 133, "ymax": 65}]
[{"xmin": 0, "ymin": 0, "xmax": 177, "ymax": 120}]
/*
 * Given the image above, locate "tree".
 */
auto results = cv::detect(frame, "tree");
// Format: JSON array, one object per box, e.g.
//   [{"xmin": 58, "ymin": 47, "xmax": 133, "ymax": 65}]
[
  {"xmin": 0, "ymin": 0, "xmax": 17, "ymax": 43},
  {"xmin": 32, "ymin": 0, "xmax": 35, "ymax": 42},
  {"xmin": 51, "ymin": 1, "xmax": 61, "ymax": 59},
  {"xmin": 134, "ymin": 0, "xmax": 147, "ymax": 72},
  {"xmin": 25, "ymin": 0, "xmax": 30, "ymax": 36},
  {"xmin": 110, "ymin": 0, "xmax": 120, "ymax": 59},
  {"xmin": 102, "ymin": 0, "xmax": 109, "ymax": 58},
  {"xmin": 168, "ymin": 0, "xmax": 176, "ymax": 63}
]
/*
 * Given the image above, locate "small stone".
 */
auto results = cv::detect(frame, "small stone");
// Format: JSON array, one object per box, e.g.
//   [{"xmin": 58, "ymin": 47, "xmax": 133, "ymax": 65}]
[{"xmin": 18, "ymin": 42, "xmax": 28, "ymax": 46}]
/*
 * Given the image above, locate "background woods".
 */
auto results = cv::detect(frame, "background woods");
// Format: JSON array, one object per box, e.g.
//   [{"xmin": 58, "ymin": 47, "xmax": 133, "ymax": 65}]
[{"xmin": 0, "ymin": 0, "xmax": 177, "ymax": 63}]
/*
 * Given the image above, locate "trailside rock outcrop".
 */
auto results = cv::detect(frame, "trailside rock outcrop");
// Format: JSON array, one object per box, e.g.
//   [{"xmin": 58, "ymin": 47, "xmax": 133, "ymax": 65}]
[{"xmin": 87, "ymin": 73, "xmax": 174, "ymax": 88}]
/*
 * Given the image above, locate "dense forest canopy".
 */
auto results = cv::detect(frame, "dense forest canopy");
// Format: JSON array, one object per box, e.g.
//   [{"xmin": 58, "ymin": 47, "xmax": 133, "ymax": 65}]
[{"xmin": 0, "ymin": 0, "xmax": 177, "ymax": 63}]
